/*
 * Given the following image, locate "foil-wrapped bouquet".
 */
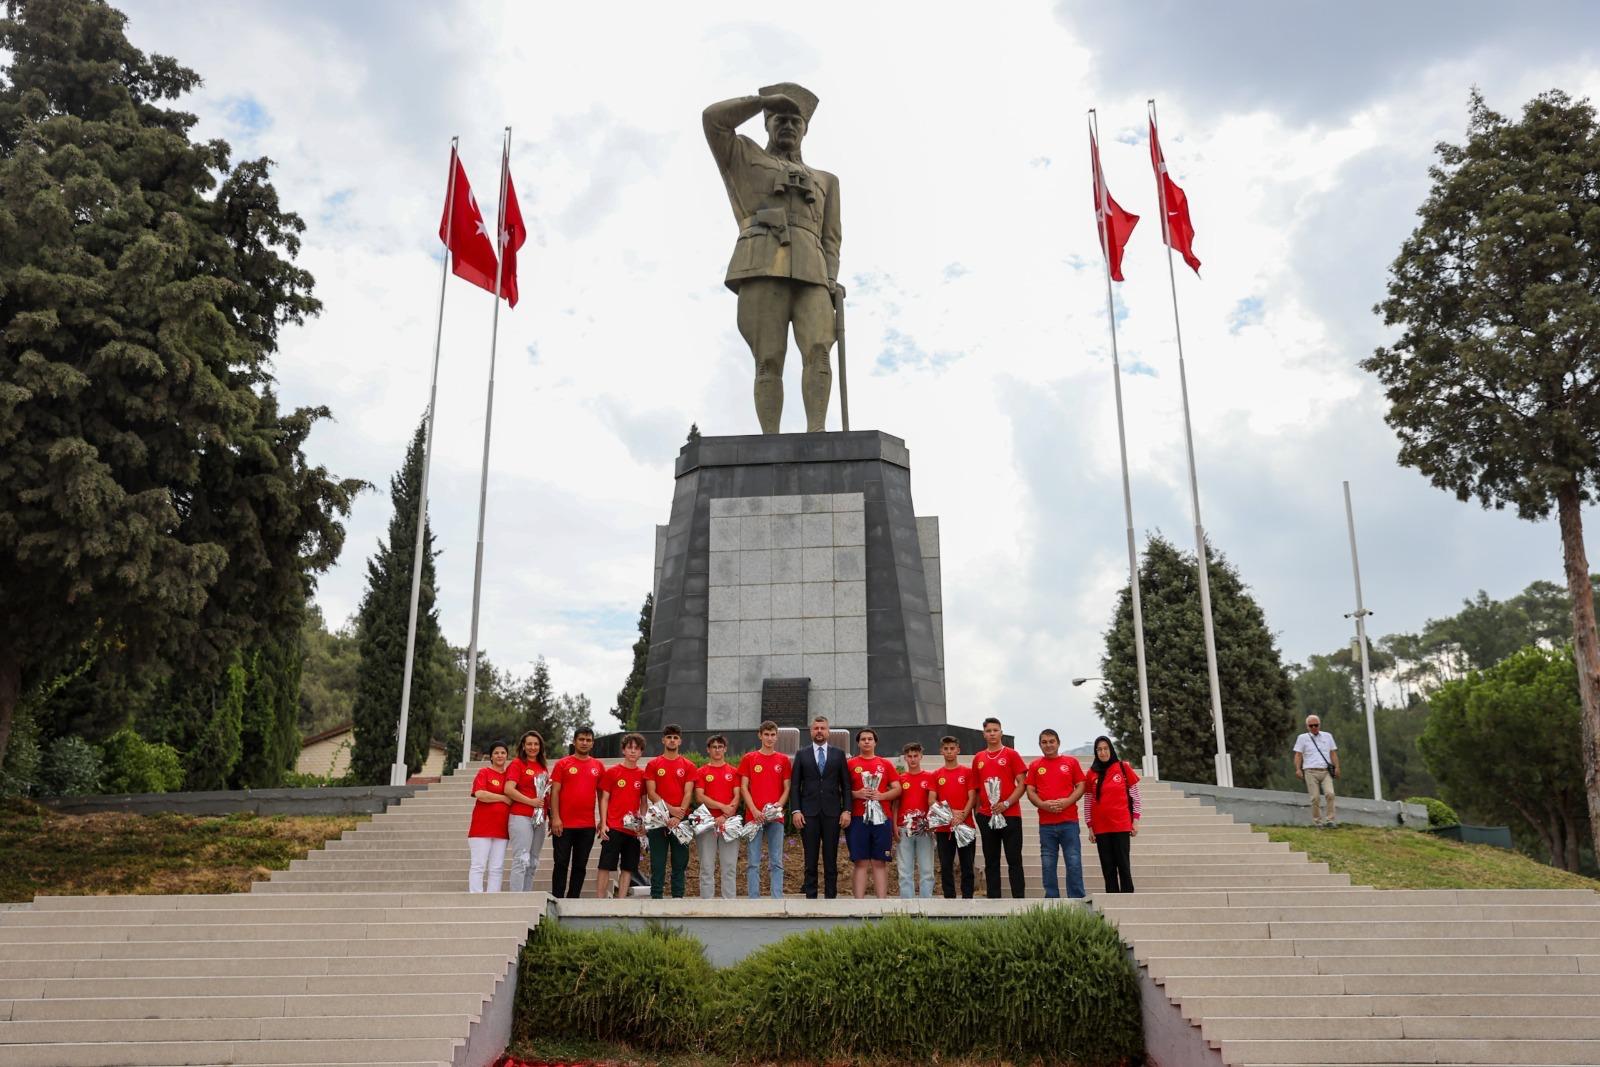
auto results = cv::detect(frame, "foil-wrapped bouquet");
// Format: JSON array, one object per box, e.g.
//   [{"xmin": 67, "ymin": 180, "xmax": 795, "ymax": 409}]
[
  {"xmin": 862, "ymin": 770, "xmax": 887, "ymax": 825},
  {"xmin": 926, "ymin": 799, "xmax": 955, "ymax": 830},
  {"xmin": 719, "ymin": 814, "xmax": 751, "ymax": 842},
  {"xmin": 529, "ymin": 772, "xmax": 550, "ymax": 827},
  {"xmin": 953, "ymin": 821, "xmax": 978, "ymax": 848},
  {"xmin": 684, "ymin": 804, "xmax": 718, "ymax": 839},
  {"xmin": 621, "ymin": 810, "xmax": 643, "ymax": 835},
  {"xmin": 760, "ymin": 801, "xmax": 785, "ymax": 825},
  {"xmin": 984, "ymin": 778, "xmax": 1007, "ymax": 830},
  {"xmin": 642, "ymin": 799, "xmax": 672, "ymax": 833},
  {"xmin": 900, "ymin": 809, "xmax": 929, "ymax": 837}
]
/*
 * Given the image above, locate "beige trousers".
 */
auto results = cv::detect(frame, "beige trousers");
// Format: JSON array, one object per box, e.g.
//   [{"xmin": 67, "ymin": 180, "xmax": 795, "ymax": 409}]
[
  {"xmin": 1304, "ymin": 768, "xmax": 1336, "ymax": 825},
  {"xmin": 736, "ymin": 278, "xmax": 835, "ymax": 433}
]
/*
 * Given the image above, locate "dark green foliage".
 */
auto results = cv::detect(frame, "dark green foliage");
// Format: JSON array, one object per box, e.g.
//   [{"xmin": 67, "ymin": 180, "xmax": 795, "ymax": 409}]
[
  {"xmin": 298, "ymin": 603, "xmax": 359, "ymax": 736},
  {"xmin": 0, "ymin": 0, "xmax": 359, "ymax": 769},
  {"xmin": 515, "ymin": 909, "xmax": 1143, "ymax": 1066},
  {"xmin": 0, "ymin": 707, "xmax": 42, "ymax": 798},
  {"xmin": 514, "ymin": 921, "xmax": 714, "ymax": 1052},
  {"xmin": 1421, "ymin": 645, "xmax": 1589, "ymax": 871},
  {"xmin": 350, "ymin": 421, "xmax": 444, "ymax": 784},
  {"xmin": 183, "ymin": 654, "xmax": 246, "ymax": 790},
  {"xmin": 38, "ymin": 734, "xmax": 102, "ymax": 795},
  {"xmin": 1097, "ymin": 533, "xmax": 1295, "ymax": 787},
  {"xmin": 234, "ymin": 637, "xmax": 301, "ymax": 788},
  {"xmin": 99, "ymin": 726, "xmax": 183, "ymax": 793},
  {"xmin": 611, "ymin": 594, "xmax": 652, "ymax": 728},
  {"xmin": 1414, "ymin": 796, "xmax": 1461, "ymax": 828}
]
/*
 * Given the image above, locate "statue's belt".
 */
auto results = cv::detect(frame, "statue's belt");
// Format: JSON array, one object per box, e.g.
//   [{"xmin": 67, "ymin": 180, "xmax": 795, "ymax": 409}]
[{"xmin": 739, "ymin": 209, "xmax": 821, "ymax": 246}]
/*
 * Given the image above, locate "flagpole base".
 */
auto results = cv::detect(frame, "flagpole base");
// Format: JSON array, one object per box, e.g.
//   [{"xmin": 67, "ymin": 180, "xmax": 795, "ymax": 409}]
[
  {"xmin": 1214, "ymin": 752, "xmax": 1233, "ymax": 789},
  {"xmin": 1141, "ymin": 753, "xmax": 1159, "ymax": 781},
  {"xmin": 389, "ymin": 762, "xmax": 411, "ymax": 788}
]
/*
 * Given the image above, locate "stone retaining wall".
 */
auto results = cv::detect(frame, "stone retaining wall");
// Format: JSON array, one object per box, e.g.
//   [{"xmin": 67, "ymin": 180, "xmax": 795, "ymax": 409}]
[
  {"xmin": 39, "ymin": 784, "xmax": 418, "ymax": 817},
  {"xmin": 1170, "ymin": 780, "xmax": 1429, "ymax": 828}
]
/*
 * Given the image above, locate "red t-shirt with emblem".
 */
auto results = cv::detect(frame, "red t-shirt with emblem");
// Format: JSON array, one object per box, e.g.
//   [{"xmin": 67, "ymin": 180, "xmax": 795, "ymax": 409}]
[
  {"xmin": 467, "ymin": 766, "xmax": 511, "ymax": 839},
  {"xmin": 931, "ymin": 764, "xmax": 975, "ymax": 831},
  {"xmin": 738, "ymin": 750, "xmax": 791, "ymax": 818},
  {"xmin": 1086, "ymin": 761, "xmax": 1141, "ymax": 834},
  {"xmin": 896, "ymin": 768, "xmax": 937, "ymax": 817},
  {"xmin": 551, "ymin": 755, "xmax": 602, "ymax": 828},
  {"xmin": 972, "ymin": 747, "xmax": 1026, "ymax": 817},
  {"xmin": 697, "ymin": 762, "xmax": 740, "ymax": 812},
  {"xmin": 645, "ymin": 755, "xmax": 696, "ymax": 808},
  {"xmin": 602, "ymin": 763, "xmax": 647, "ymax": 834},
  {"xmin": 505, "ymin": 758, "xmax": 548, "ymax": 818},
  {"xmin": 1028, "ymin": 754, "xmax": 1087, "ymax": 824},
  {"xmin": 846, "ymin": 755, "xmax": 900, "ymax": 819}
]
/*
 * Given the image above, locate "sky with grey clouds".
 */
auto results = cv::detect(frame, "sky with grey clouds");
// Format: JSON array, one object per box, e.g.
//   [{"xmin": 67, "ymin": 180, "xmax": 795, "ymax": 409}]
[{"xmin": 109, "ymin": 0, "xmax": 1600, "ymax": 753}]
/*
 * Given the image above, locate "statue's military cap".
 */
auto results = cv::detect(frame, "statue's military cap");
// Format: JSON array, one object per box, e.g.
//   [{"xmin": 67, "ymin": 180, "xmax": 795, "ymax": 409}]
[{"xmin": 759, "ymin": 82, "xmax": 819, "ymax": 124}]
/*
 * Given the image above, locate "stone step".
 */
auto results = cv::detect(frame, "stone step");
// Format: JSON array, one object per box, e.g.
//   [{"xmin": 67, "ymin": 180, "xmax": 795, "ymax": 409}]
[
  {"xmin": 1158, "ymin": 973, "xmax": 1600, "ymax": 997},
  {"xmin": 1104, "ymin": 904, "xmax": 1600, "ymax": 923},
  {"xmin": 1, "ymin": 954, "xmax": 509, "ymax": 978},
  {"xmin": 2, "ymin": 905, "xmax": 544, "ymax": 927},
  {"xmin": 0, "ymin": 938, "xmax": 519, "ymax": 963},
  {"xmin": 0, "ymin": 973, "xmax": 499, "ymax": 1000},
  {"xmin": 0, "ymin": 1037, "xmax": 461, "ymax": 1067},
  {"xmin": 1147, "ymin": 954, "xmax": 1600, "ymax": 978},
  {"xmin": 1133, "ymin": 937, "xmax": 1600, "ymax": 958},
  {"xmin": 0, "ymin": 920, "xmax": 533, "ymax": 944},
  {"xmin": 1122, "ymin": 920, "xmax": 1600, "ymax": 941},
  {"xmin": 1216, "ymin": 1037, "xmax": 1600, "ymax": 1064},
  {"xmin": 0, "ymin": 1014, "xmax": 474, "ymax": 1044},
  {"xmin": 1204, "ymin": 1014, "xmax": 1600, "ymax": 1040},
  {"xmin": 27, "ymin": 891, "xmax": 546, "ymax": 911},
  {"xmin": 1179, "ymin": 993, "xmax": 1600, "ymax": 1019}
]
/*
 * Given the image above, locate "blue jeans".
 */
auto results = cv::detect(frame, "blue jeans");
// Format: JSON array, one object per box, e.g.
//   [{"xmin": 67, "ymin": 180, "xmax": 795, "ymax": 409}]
[
  {"xmin": 894, "ymin": 831, "xmax": 935, "ymax": 897},
  {"xmin": 747, "ymin": 819, "xmax": 785, "ymax": 898},
  {"xmin": 1039, "ymin": 821, "xmax": 1085, "ymax": 898}
]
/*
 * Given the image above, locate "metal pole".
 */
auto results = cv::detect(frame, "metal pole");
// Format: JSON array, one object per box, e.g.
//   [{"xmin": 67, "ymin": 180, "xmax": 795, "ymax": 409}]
[
  {"xmin": 1090, "ymin": 110, "xmax": 1157, "ymax": 780},
  {"xmin": 1344, "ymin": 480, "xmax": 1383, "ymax": 800},
  {"xmin": 461, "ymin": 127, "xmax": 512, "ymax": 767},
  {"xmin": 1150, "ymin": 99, "xmax": 1229, "ymax": 787},
  {"xmin": 393, "ymin": 135, "xmax": 458, "ymax": 788},
  {"xmin": 834, "ymin": 288, "xmax": 850, "ymax": 431}
]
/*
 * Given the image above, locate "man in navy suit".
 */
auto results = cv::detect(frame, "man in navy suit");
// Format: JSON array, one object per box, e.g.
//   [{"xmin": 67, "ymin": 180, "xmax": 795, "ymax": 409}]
[{"xmin": 790, "ymin": 714, "xmax": 852, "ymax": 898}]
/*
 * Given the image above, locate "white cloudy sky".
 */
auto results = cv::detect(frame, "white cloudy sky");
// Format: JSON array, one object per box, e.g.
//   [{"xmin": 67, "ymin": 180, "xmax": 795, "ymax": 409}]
[{"xmin": 109, "ymin": 0, "xmax": 1600, "ymax": 751}]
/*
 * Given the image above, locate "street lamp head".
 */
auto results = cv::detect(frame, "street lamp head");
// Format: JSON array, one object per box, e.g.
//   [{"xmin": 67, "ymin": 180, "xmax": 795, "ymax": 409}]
[{"xmin": 1071, "ymin": 676, "xmax": 1099, "ymax": 687}]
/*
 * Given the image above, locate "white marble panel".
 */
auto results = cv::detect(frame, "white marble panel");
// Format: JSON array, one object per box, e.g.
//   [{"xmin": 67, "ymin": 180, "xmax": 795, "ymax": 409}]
[
  {"xmin": 832, "ymin": 545, "xmax": 865, "ymax": 581},
  {"xmin": 771, "ymin": 582, "xmax": 802, "ymax": 619},
  {"xmin": 740, "ymin": 515, "xmax": 772, "ymax": 550},
  {"xmin": 739, "ymin": 619, "xmax": 772, "ymax": 656},
  {"xmin": 740, "ymin": 549, "xmax": 772, "ymax": 585},
  {"xmin": 771, "ymin": 514, "xmax": 802, "ymax": 549},
  {"xmin": 803, "ymin": 652, "xmax": 836, "ymax": 689},
  {"xmin": 738, "ymin": 655, "xmax": 769, "ymax": 692},
  {"xmin": 832, "ymin": 511, "xmax": 865, "ymax": 547},
  {"xmin": 709, "ymin": 587, "xmax": 740, "ymax": 622},
  {"xmin": 835, "ymin": 688, "xmax": 869, "ymax": 723},
  {"xmin": 769, "ymin": 653, "xmax": 803, "ymax": 677},
  {"xmin": 802, "ymin": 616, "xmax": 835, "ymax": 654},
  {"xmin": 916, "ymin": 515, "xmax": 940, "ymax": 557},
  {"xmin": 809, "ymin": 688, "xmax": 836, "ymax": 716},
  {"xmin": 710, "ymin": 516, "xmax": 741, "ymax": 551},
  {"xmin": 802, "ymin": 493, "xmax": 832, "ymax": 513},
  {"xmin": 802, "ymin": 546, "xmax": 833, "ymax": 582},
  {"xmin": 801, "ymin": 512, "xmax": 833, "ymax": 547},
  {"xmin": 706, "ymin": 693, "xmax": 740, "ymax": 728},
  {"xmin": 835, "ymin": 651, "xmax": 868, "ymax": 690},
  {"xmin": 710, "ymin": 498, "xmax": 741, "ymax": 518},
  {"xmin": 737, "ymin": 690, "xmax": 762, "ymax": 730},
  {"xmin": 709, "ymin": 550, "xmax": 740, "ymax": 587},
  {"xmin": 708, "ymin": 620, "xmax": 739, "ymax": 658},
  {"xmin": 737, "ymin": 495, "xmax": 769, "ymax": 516},
  {"xmin": 832, "ymin": 492, "xmax": 864, "ymax": 512},
  {"xmin": 834, "ymin": 580, "xmax": 866, "ymax": 616},
  {"xmin": 834, "ymin": 616, "xmax": 866, "ymax": 653},
  {"xmin": 707, "ymin": 657, "xmax": 739, "ymax": 694},
  {"xmin": 740, "ymin": 585, "xmax": 771, "ymax": 621},
  {"xmin": 771, "ymin": 547, "xmax": 803, "ymax": 582},
  {"xmin": 771, "ymin": 618, "xmax": 803, "ymax": 655},
  {"xmin": 770, "ymin": 495, "xmax": 802, "ymax": 514},
  {"xmin": 801, "ymin": 582, "xmax": 834, "ymax": 618}
]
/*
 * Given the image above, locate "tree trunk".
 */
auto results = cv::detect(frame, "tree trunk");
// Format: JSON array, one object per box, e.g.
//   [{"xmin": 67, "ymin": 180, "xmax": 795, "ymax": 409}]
[
  {"xmin": 1564, "ymin": 809, "xmax": 1583, "ymax": 873},
  {"xmin": 0, "ymin": 649, "xmax": 19, "ymax": 775},
  {"xmin": 1555, "ymin": 478, "xmax": 1600, "ymax": 868}
]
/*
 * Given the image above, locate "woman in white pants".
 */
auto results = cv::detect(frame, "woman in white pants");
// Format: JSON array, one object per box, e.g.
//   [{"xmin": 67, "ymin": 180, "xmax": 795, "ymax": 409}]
[
  {"xmin": 467, "ymin": 742, "xmax": 512, "ymax": 892},
  {"xmin": 504, "ymin": 730, "xmax": 550, "ymax": 891}
]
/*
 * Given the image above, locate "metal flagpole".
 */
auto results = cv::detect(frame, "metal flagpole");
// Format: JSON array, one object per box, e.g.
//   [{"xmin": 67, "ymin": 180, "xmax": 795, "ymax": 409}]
[
  {"xmin": 392, "ymin": 135, "xmax": 458, "ymax": 788},
  {"xmin": 1343, "ymin": 480, "xmax": 1383, "ymax": 800},
  {"xmin": 461, "ymin": 127, "xmax": 512, "ymax": 767},
  {"xmin": 1149, "ymin": 99, "xmax": 1230, "ymax": 787},
  {"xmin": 1089, "ymin": 110, "xmax": 1158, "ymax": 780}
]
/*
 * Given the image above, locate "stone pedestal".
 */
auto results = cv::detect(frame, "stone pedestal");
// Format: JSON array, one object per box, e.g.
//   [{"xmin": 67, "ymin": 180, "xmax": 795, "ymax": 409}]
[{"xmin": 629, "ymin": 430, "xmax": 980, "ymax": 754}]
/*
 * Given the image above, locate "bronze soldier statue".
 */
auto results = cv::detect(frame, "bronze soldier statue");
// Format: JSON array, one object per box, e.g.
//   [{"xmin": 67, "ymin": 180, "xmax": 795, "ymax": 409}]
[{"xmin": 704, "ymin": 83, "xmax": 842, "ymax": 433}]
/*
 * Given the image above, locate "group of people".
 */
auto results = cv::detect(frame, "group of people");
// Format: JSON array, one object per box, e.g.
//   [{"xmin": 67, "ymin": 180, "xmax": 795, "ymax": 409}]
[{"xmin": 465, "ymin": 715, "xmax": 1144, "ymax": 899}]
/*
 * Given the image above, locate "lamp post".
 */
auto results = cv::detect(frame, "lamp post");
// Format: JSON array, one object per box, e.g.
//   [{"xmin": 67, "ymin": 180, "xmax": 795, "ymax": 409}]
[{"xmin": 1070, "ymin": 676, "xmax": 1156, "ymax": 778}]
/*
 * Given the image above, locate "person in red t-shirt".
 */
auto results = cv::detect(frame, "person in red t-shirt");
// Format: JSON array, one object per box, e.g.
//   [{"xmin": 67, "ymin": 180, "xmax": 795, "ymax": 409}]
[
  {"xmin": 597, "ymin": 733, "xmax": 647, "ymax": 900},
  {"xmin": 892, "ymin": 741, "xmax": 937, "ymax": 898},
  {"xmin": 502, "ymin": 730, "xmax": 549, "ymax": 892},
  {"xmin": 846, "ymin": 729, "xmax": 901, "ymax": 898},
  {"xmin": 932, "ymin": 736, "xmax": 977, "ymax": 899},
  {"xmin": 738, "ymin": 720, "xmax": 792, "ymax": 898},
  {"xmin": 548, "ymin": 726, "xmax": 603, "ymax": 898},
  {"xmin": 467, "ymin": 742, "xmax": 512, "ymax": 893},
  {"xmin": 1027, "ymin": 728, "xmax": 1088, "ymax": 899},
  {"xmin": 972, "ymin": 717, "xmax": 1028, "ymax": 898},
  {"xmin": 694, "ymin": 735, "xmax": 742, "ymax": 898},
  {"xmin": 644, "ymin": 724, "xmax": 695, "ymax": 898},
  {"xmin": 1085, "ymin": 735, "xmax": 1142, "ymax": 894}
]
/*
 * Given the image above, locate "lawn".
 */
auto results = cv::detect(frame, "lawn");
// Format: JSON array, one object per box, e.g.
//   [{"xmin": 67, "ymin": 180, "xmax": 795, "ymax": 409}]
[
  {"xmin": 1262, "ymin": 824, "xmax": 1600, "ymax": 891},
  {"xmin": 0, "ymin": 799, "xmax": 362, "ymax": 902}
]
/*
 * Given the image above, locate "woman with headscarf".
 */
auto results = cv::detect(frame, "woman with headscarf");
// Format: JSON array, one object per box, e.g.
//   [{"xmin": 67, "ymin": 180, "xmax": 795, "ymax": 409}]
[
  {"xmin": 504, "ymin": 730, "xmax": 550, "ymax": 892},
  {"xmin": 467, "ymin": 742, "xmax": 513, "ymax": 892},
  {"xmin": 1084, "ymin": 735, "xmax": 1141, "ymax": 894}
]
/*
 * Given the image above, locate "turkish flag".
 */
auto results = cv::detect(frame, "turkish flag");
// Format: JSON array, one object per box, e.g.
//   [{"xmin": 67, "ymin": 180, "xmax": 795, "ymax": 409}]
[
  {"xmin": 438, "ymin": 149, "xmax": 500, "ymax": 295},
  {"xmin": 498, "ymin": 168, "xmax": 527, "ymax": 308},
  {"xmin": 1090, "ymin": 129, "xmax": 1138, "ymax": 282},
  {"xmin": 1149, "ymin": 119, "xmax": 1201, "ymax": 275}
]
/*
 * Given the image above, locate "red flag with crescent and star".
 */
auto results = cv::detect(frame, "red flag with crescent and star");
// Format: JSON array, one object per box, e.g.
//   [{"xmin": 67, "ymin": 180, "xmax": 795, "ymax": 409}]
[
  {"xmin": 1149, "ymin": 118, "xmax": 1201, "ymax": 275},
  {"xmin": 1090, "ymin": 128, "xmax": 1139, "ymax": 282},
  {"xmin": 498, "ymin": 167, "xmax": 527, "ymax": 308},
  {"xmin": 438, "ymin": 148, "xmax": 500, "ymax": 295}
]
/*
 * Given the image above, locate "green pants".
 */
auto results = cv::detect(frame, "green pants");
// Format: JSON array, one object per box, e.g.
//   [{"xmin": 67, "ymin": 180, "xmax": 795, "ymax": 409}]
[{"xmin": 648, "ymin": 827, "xmax": 690, "ymax": 898}]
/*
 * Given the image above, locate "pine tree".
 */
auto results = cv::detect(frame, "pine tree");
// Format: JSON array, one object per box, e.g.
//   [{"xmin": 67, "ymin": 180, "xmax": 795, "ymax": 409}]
[
  {"xmin": 0, "ymin": 0, "xmax": 358, "ymax": 767},
  {"xmin": 612, "ymin": 593, "xmax": 652, "ymax": 728},
  {"xmin": 349, "ymin": 421, "xmax": 442, "ymax": 783},
  {"xmin": 1096, "ymin": 534, "xmax": 1294, "ymax": 787}
]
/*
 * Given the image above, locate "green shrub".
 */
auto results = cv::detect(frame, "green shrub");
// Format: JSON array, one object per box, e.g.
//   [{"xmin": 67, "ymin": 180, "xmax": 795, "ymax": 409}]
[
  {"xmin": 99, "ymin": 728, "xmax": 185, "ymax": 794},
  {"xmin": 514, "ymin": 920, "xmax": 715, "ymax": 1051},
  {"xmin": 0, "ymin": 707, "xmax": 43, "ymax": 799},
  {"xmin": 1414, "ymin": 796, "xmax": 1460, "ymax": 828},
  {"xmin": 38, "ymin": 736, "xmax": 104, "ymax": 797},
  {"xmin": 515, "ymin": 908, "xmax": 1143, "ymax": 1066}
]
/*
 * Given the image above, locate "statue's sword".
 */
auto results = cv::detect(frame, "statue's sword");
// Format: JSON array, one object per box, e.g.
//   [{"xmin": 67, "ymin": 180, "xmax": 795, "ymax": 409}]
[{"xmin": 833, "ymin": 286, "xmax": 850, "ymax": 432}]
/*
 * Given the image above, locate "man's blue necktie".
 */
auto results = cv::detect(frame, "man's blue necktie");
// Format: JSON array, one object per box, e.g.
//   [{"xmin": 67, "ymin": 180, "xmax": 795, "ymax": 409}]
[{"xmin": 816, "ymin": 745, "xmax": 826, "ymax": 773}]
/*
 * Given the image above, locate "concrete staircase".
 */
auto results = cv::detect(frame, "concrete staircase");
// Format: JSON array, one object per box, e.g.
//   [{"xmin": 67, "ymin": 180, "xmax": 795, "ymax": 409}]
[
  {"xmin": 0, "ymin": 763, "xmax": 539, "ymax": 1067},
  {"xmin": 1099, "ymin": 779, "xmax": 1600, "ymax": 1066}
]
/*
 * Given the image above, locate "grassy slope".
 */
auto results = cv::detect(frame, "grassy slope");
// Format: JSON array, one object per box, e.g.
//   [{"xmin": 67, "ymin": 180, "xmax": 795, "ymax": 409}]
[
  {"xmin": 0, "ymin": 799, "xmax": 361, "ymax": 902},
  {"xmin": 1262, "ymin": 824, "xmax": 1600, "ymax": 891}
]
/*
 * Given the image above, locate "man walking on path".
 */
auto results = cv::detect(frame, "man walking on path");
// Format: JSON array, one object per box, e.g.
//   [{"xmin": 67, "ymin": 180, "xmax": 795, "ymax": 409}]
[
  {"xmin": 645, "ymin": 725, "xmax": 695, "ymax": 897},
  {"xmin": 973, "ymin": 717, "xmax": 1028, "ymax": 898},
  {"xmin": 1293, "ymin": 715, "xmax": 1340, "ymax": 827},
  {"xmin": 1027, "ymin": 729, "xmax": 1087, "ymax": 899}
]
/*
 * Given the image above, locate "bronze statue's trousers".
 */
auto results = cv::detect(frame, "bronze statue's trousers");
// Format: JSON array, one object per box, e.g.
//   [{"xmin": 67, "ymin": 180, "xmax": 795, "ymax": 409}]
[{"xmin": 736, "ymin": 278, "xmax": 835, "ymax": 433}]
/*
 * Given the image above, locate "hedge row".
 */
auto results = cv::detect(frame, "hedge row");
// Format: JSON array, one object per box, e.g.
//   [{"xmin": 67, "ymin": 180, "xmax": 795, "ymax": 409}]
[{"xmin": 513, "ymin": 907, "xmax": 1143, "ymax": 1065}]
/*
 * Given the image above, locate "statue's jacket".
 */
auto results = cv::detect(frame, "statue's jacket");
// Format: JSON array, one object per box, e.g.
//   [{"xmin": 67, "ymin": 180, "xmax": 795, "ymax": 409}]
[{"xmin": 706, "ymin": 118, "xmax": 841, "ymax": 294}]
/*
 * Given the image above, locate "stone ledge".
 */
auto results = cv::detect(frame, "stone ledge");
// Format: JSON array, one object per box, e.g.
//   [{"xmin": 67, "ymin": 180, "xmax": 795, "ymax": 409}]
[
  {"xmin": 39, "ymin": 784, "xmax": 420, "ymax": 817},
  {"xmin": 1168, "ymin": 781, "xmax": 1429, "ymax": 829}
]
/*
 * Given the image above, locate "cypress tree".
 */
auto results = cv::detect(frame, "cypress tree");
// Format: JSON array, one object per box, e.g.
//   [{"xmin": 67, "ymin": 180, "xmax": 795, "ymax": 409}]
[
  {"xmin": 349, "ymin": 421, "xmax": 442, "ymax": 783},
  {"xmin": 612, "ymin": 593, "xmax": 652, "ymax": 728}
]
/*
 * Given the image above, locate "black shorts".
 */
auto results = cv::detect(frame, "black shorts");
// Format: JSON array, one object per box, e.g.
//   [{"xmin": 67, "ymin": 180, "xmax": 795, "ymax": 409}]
[{"xmin": 597, "ymin": 832, "xmax": 640, "ymax": 871}]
